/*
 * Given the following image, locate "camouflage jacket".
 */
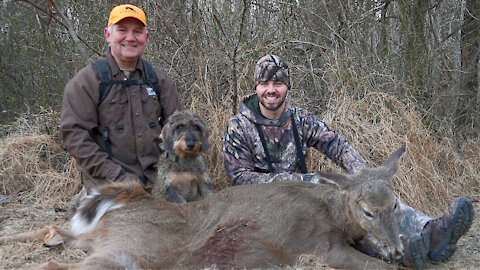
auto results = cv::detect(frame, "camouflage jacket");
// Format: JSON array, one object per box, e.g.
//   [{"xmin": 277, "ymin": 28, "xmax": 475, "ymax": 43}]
[{"xmin": 223, "ymin": 94, "xmax": 367, "ymax": 185}]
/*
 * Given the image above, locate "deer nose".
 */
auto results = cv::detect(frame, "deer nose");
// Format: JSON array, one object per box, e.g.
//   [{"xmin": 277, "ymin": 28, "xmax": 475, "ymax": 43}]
[
  {"xmin": 383, "ymin": 243, "xmax": 404, "ymax": 263},
  {"xmin": 395, "ymin": 252, "xmax": 404, "ymax": 262},
  {"xmin": 394, "ymin": 245, "xmax": 404, "ymax": 262}
]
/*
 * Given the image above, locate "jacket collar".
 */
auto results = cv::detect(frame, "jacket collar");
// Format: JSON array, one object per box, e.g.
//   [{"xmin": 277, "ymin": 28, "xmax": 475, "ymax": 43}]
[{"xmin": 102, "ymin": 48, "xmax": 145, "ymax": 79}]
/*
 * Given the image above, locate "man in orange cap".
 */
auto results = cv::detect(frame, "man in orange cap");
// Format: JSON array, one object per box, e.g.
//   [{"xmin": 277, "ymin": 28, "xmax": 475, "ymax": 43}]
[
  {"xmin": 105, "ymin": 4, "xmax": 149, "ymax": 72},
  {"xmin": 60, "ymin": 4, "xmax": 182, "ymax": 197}
]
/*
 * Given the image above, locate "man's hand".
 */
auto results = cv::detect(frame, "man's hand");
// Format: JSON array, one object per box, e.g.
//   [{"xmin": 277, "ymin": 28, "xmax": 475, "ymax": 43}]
[{"xmin": 115, "ymin": 170, "xmax": 141, "ymax": 184}]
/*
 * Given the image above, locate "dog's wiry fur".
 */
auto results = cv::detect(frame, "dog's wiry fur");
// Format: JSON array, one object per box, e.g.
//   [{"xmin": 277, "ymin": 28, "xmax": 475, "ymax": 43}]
[{"xmin": 152, "ymin": 110, "xmax": 214, "ymax": 203}]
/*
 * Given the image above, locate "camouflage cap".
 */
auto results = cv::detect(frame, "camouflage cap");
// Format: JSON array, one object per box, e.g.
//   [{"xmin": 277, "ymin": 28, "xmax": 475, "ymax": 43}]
[{"xmin": 253, "ymin": 54, "xmax": 291, "ymax": 89}]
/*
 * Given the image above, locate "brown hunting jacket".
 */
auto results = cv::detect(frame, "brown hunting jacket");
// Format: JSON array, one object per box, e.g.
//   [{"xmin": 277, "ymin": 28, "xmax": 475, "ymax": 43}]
[{"xmin": 60, "ymin": 48, "xmax": 181, "ymax": 191}]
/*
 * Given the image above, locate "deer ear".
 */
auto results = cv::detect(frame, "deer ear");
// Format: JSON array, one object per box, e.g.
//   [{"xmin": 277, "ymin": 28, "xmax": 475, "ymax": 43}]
[
  {"xmin": 314, "ymin": 172, "xmax": 354, "ymax": 190},
  {"xmin": 378, "ymin": 146, "xmax": 406, "ymax": 179}
]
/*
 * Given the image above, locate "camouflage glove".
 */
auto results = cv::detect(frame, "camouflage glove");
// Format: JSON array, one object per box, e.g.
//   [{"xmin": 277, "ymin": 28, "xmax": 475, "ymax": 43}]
[
  {"xmin": 267, "ymin": 173, "xmax": 304, "ymax": 183},
  {"xmin": 301, "ymin": 173, "xmax": 320, "ymax": 183}
]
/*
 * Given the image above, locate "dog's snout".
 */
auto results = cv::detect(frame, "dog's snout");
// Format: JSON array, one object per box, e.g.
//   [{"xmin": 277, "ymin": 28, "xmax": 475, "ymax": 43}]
[{"xmin": 185, "ymin": 137, "xmax": 196, "ymax": 149}]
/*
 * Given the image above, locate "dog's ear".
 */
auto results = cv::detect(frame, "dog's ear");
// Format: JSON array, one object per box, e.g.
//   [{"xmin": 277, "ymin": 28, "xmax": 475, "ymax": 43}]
[
  {"xmin": 193, "ymin": 114, "xmax": 210, "ymax": 152},
  {"xmin": 155, "ymin": 133, "xmax": 165, "ymax": 153},
  {"xmin": 200, "ymin": 129, "xmax": 210, "ymax": 152},
  {"xmin": 161, "ymin": 125, "xmax": 174, "ymax": 152}
]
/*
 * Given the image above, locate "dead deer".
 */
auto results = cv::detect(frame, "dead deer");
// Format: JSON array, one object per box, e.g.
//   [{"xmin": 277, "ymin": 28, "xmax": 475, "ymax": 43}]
[{"xmin": 0, "ymin": 147, "xmax": 406, "ymax": 269}]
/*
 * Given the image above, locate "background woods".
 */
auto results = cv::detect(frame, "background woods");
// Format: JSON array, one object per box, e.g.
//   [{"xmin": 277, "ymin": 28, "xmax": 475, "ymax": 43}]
[
  {"xmin": 2, "ymin": 0, "xmax": 480, "ymax": 136},
  {"xmin": 1, "ymin": 0, "xmax": 479, "ymax": 212}
]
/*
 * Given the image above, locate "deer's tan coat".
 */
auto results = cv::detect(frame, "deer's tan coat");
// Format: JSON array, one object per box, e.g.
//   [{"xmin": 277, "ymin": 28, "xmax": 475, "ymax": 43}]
[{"xmin": 0, "ymin": 147, "xmax": 406, "ymax": 269}]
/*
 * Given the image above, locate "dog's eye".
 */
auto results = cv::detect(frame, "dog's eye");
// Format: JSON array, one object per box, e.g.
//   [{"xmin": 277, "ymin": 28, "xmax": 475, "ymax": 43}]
[
  {"xmin": 193, "ymin": 125, "xmax": 201, "ymax": 132},
  {"xmin": 176, "ymin": 124, "xmax": 184, "ymax": 131}
]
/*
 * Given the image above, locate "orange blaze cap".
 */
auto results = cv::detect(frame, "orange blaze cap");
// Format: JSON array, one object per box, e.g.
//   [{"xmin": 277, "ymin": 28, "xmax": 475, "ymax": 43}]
[{"xmin": 108, "ymin": 4, "xmax": 147, "ymax": 28}]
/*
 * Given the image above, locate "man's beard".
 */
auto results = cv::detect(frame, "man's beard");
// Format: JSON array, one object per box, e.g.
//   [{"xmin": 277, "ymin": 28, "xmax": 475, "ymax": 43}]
[{"xmin": 259, "ymin": 95, "xmax": 286, "ymax": 111}]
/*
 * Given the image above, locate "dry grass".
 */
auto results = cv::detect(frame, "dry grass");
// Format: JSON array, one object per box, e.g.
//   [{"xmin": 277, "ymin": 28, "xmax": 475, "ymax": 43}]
[{"xmin": 0, "ymin": 110, "xmax": 81, "ymax": 208}]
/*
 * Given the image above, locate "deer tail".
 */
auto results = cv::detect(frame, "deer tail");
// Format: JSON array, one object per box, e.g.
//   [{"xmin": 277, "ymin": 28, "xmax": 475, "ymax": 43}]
[{"xmin": 71, "ymin": 180, "xmax": 147, "ymax": 235}]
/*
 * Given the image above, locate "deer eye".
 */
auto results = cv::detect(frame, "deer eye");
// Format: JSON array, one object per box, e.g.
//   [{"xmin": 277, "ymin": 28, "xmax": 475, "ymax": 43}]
[{"xmin": 363, "ymin": 210, "xmax": 373, "ymax": 218}]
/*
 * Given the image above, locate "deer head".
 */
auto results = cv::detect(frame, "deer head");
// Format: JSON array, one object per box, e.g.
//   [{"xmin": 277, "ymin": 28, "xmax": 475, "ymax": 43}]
[{"xmin": 315, "ymin": 146, "xmax": 406, "ymax": 262}]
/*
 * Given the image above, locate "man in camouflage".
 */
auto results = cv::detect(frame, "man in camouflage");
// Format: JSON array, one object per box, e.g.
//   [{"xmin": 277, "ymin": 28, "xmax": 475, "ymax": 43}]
[{"xmin": 223, "ymin": 54, "xmax": 474, "ymax": 270}]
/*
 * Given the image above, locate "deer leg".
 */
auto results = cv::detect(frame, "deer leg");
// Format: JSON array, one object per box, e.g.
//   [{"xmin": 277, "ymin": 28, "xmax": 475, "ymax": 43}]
[
  {"xmin": 325, "ymin": 242, "xmax": 395, "ymax": 270},
  {"xmin": 44, "ymin": 226, "xmax": 95, "ymax": 250},
  {"xmin": 38, "ymin": 260, "xmax": 92, "ymax": 270},
  {"xmin": 38, "ymin": 260, "xmax": 74, "ymax": 270},
  {"xmin": 0, "ymin": 226, "xmax": 51, "ymax": 244},
  {"xmin": 0, "ymin": 225, "xmax": 95, "ymax": 251},
  {"xmin": 37, "ymin": 253, "xmax": 126, "ymax": 270}
]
